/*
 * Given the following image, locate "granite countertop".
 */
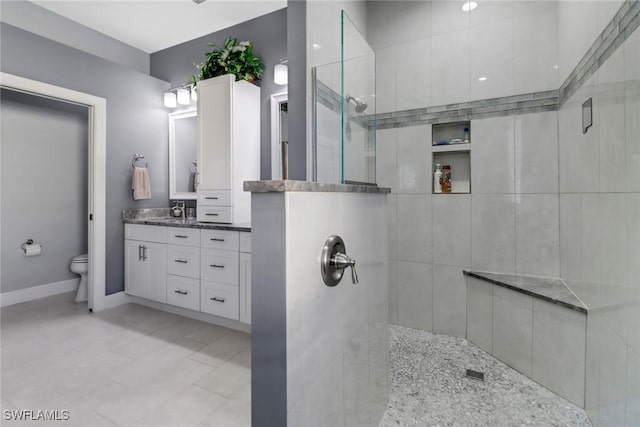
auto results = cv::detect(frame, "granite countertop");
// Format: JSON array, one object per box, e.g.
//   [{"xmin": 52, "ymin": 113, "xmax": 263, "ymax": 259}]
[
  {"xmin": 243, "ymin": 180, "xmax": 391, "ymax": 194},
  {"xmin": 122, "ymin": 208, "xmax": 251, "ymax": 232},
  {"xmin": 463, "ymin": 270, "xmax": 588, "ymax": 314}
]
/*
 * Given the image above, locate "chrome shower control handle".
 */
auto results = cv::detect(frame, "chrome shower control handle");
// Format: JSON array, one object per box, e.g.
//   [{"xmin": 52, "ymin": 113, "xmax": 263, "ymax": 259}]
[
  {"xmin": 321, "ymin": 235, "xmax": 359, "ymax": 287},
  {"xmin": 332, "ymin": 253, "xmax": 358, "ymax": 285}
]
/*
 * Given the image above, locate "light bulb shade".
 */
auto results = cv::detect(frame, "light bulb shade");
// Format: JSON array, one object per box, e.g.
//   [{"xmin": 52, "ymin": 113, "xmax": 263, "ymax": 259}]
[
  {"xmin": 191, "ymin": 86, "xmax": 198, "ymax": 101},
  {"xmin": 177, "ymin": 88, "xmax": 190, "ymax": 105},
  {"xmin": 462, "ymin": 1, "xmax": 477, "ymax": 11},
  {"xmin": 164, "ymin": 91, "xmax": 177, "ymax": 108},
  {"xmin": 274, "ymin": 63, "xmax": 288, "ymax": 85}
]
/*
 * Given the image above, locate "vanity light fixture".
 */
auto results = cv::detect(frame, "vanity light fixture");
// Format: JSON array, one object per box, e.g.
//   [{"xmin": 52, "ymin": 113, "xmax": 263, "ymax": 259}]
[
  {"xmin": 163, "ymin": 83, "xmax": 197, "ymax": 109},
  {"xmin": 164, "ymin": 91, "xmax": 177, "ymax": 108},
  {"xmin": 274, "ymin": 61, "xmax": 288, "ymax": 85},
  {"xmin": 177, "ymin": 88, "xmax": 190, "ymax": 105},
  {"xmin": 462, "ymin": 1, "xmax": 478, "ymax": 12},
  {"xmin": 478, "ymin": 76, "xmax": 488, "ymax": 81}
]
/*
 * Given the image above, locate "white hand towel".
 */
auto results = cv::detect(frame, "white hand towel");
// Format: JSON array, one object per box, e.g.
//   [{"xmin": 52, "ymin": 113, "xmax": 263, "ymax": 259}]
[{"xmin": 132, "ymin": 166, "xmax": 151, "ymax": 200}]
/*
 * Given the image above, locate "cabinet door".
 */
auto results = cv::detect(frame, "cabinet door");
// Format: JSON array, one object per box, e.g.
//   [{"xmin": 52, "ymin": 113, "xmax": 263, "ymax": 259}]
[
  {"xmin": 198, "ymin": 75, "xmax": 232, "ymax": 190},
  {"xmin": 146, "ymin": 242, "xmax": 167, "ymax": 303},
  {"xmin": 125, "ymin": 240, "xmax": 147, "ymax": 298},
  {"xmin": 239, "ymin": 253, "xmax": 251, "ymax": 324}
]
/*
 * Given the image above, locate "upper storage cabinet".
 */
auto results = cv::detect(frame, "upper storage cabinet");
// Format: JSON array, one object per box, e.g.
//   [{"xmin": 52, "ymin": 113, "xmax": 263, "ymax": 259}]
[{"xmin": 196, "ymin": 74, "xmax": 260, "ymax": 224}]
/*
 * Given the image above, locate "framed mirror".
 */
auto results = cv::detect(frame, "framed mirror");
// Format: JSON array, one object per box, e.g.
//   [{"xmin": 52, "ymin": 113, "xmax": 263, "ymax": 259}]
[
  {"xmin": 169, "ymin": 109, "xmax": 198, "ymax": 200},
  {"xmin": 270, "ymin": 92, "xmax": 288, "ymax": 180}
]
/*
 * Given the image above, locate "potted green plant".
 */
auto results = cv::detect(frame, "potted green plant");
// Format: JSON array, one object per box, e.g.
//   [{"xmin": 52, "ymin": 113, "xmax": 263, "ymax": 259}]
[{"xmin": 192, "ymin": 37, "xmax": 265, "ymax": 84}]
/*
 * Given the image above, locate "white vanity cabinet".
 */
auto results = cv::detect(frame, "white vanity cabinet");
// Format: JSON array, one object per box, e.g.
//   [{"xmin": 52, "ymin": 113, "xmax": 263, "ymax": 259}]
[
  {"xmin": 196, "ymin": 74, "xmax": 260, "ymax": 224},
  {"xmin": 239, "ymin": 232, "xmax": 252, "ymax": 324},
  {"xmin": 200, "ymin": 229, "xmax": 241, "ymax": 320},
  {"xmin": 124, "ymin": 223, "xmax": 251, "ymax": 326},
  {"xmin": 166, "ymin": 227, "xmax": 201, "ymax": 311},
  {"xmin": 124, "ymin": 225, "xmax": 167, "ymax": 303}
]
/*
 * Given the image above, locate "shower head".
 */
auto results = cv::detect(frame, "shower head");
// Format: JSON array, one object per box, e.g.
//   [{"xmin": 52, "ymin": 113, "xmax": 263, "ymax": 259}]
[{"xmin": 346, "ymin": 95, "xmax": 368, "ymax": 113}]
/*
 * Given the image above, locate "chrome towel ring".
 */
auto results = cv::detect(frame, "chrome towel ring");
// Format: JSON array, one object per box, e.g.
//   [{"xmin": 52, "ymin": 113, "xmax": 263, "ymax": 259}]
[{"xmin": 132, "ymin": 153, "xmax": 148, "ymax": 168}]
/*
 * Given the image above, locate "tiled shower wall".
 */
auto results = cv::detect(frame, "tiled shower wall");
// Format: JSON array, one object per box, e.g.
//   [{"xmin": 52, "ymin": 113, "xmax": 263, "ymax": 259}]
[
  {"xmin": 377, "ymin": 112, "xmax": 559, "ymax": 337},
  {"xmin": 557, "ymin": 1, "xmax": 640, "ymax": 424},
  {"xmin": 369, "ymin": 1, "xmax": 562, "ymax": 338}
]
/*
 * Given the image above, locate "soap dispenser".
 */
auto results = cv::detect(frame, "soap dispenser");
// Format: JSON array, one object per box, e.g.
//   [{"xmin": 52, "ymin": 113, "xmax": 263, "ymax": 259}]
[{"xmin": 434, "ymin": 164, "xmax": 443, "ymax": 194}]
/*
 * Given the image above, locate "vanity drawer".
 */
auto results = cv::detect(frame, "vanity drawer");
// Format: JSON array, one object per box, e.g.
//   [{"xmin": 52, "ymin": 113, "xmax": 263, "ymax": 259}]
[
  {"xmin": 167, "ymin": 227, "xmax": 200, "ymax": 247},
  {"xmin": 198, "ymin": 206, "xmax": 232, "ymax": 223},
  {"xmin": 167, "ymin": 245, "xmax": 200, "ymax": 279},
  {"xmin": 239, "ymin": 232, "xmax": 251, "ymax": 253},
  {"xmin": 198, "ymin": 190, "xmax": 231, "ymax": 206},
  {"xmin": 201, "ymin": 248, "xmax": 239, "ymax": 285},
  {"xmin": 167, "ymin": 275, "xmax": 200, "ymax": 311},
  {"xmin": 201, "ymin": 281, "xmax": 239, "ymax": 320},
  {"xmin": 201, "ymin": 230, "xmax": 239, "ymax": 251},
  {"xmin": 125, "ymin": 224, "xmax": 167, "ymax": 244}
]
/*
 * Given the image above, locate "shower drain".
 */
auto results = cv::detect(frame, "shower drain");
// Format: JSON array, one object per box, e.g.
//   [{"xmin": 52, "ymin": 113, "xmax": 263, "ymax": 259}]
[{"xmin": 465, "ymin": 369, "xmax": 485, "ymax": 381}]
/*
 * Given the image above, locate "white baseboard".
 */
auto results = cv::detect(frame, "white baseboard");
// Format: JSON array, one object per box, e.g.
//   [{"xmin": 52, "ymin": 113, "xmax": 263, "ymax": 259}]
[
  {"xmin": 0, "ymin": 278, "xmax": 79, "ymax": 307},
  {"xmin": 128, "ymin": 295, "xmax": 251, "ymax": 334},
  {"xmin": 102, "ymin": 291, "xmax": 132, "ymax": 310}
]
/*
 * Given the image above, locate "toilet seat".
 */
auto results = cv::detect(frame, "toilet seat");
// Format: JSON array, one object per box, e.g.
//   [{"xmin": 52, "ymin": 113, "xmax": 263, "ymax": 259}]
[{"xmin": 72, "ymin": 253, "xmax": 88, "ymax": 263}]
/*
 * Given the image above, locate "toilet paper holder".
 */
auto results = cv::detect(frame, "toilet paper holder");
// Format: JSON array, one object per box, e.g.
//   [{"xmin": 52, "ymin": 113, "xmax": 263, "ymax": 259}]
[
  {"xmin": 21, "ymin": 239, "xmax": 42, "ymax": 257},
  {"xmin": 21, "ymin": 239, "xmax": 35, "ymax": 251}
]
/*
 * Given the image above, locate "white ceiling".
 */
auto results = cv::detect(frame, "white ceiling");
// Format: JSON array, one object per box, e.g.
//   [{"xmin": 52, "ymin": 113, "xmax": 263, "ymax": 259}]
[{"xmin": 31, "ymin": 0, "xmax": 286, "ymax": 53}]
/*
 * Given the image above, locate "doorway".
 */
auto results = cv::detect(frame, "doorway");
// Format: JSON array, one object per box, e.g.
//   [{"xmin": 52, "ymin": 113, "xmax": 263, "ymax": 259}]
[{"xmin": 0, "ymin": 72, "xmax": 107, "ymax": 311}]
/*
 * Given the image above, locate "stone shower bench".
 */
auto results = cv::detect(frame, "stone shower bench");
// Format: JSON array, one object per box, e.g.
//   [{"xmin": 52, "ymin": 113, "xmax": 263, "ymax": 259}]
[{"xmin": 463, "ymin": 270, "xmax": 588, "ymax": 408}]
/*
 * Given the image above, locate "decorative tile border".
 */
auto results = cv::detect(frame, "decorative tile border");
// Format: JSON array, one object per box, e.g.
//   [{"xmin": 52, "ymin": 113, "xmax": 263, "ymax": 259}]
[
  {"xmin": 372, "ymin": 91, "xmax": 558, "ymax": 130},
  {"xmin": 559, "ymin": 0, "xmax": 640, "ymax": 106},
  {"xmin": 315, "ymin": 79, "xmax": 341, "ymax": 114},
  {"xmin": 316, "ymin": 79, "xmax": 558, "ymax": 130}
]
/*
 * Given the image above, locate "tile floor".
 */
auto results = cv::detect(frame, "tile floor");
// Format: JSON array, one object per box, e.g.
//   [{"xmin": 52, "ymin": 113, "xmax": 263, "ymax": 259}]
[
  {"xmin": 2, "ymin": 294, "xmax": 592, "ymax": 427},
  {"xmin": 1, "ymin": 293, "xmax": 250, "ymax": 427},
  {"xmin": 381, "ymin": 325, "xmax": 592, "ymax": 426}
]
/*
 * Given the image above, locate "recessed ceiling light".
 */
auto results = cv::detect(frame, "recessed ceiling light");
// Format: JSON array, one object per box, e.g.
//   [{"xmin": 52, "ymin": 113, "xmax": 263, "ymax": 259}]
[
  {"xmin": 478, "ymin": 76, "xmax": 488, "ymax": 81},
  {"xmin": 462, "ymin": 1, "xmax": 478, "ymax": 12},
  {"xmin": 313, "ymin": 43, "xmax": 322, "ymax": 50},
  {"xmin": 553, "ymin": 64, "xmax": 559, "ymax": 69}
]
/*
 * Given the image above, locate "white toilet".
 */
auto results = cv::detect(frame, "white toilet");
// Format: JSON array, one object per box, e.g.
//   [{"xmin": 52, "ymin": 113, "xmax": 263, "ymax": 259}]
[{"xmin": 70, "ymin": 253, "xmax": 88, "ymax": 302}]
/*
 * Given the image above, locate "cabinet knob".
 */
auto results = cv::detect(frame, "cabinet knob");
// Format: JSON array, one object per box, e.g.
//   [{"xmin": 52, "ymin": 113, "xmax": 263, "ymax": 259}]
[
  {"xmin": 174, "ymin": 235, "xmax": 188, "ymax": 239},
  {"xmin": 211, "ymin": 297, "xmax": 225, "ymax": 303},
  {"xmin": 210, "ymin": 264, "xmax": 225, "ymax": 269},
  {"xmin": 210, "ymin": 238, "xmax": 225, "ymax": 242},
  {"xmin": 174, "ymin": 290, "xmax": 188, "ymax": 295},
  {"xmin": 174, "ymin": 259, "xmax": 188, "ymax": 264}
]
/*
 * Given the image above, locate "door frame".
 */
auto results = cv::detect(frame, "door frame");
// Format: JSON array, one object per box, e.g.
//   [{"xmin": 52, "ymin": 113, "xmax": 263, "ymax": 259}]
[
  {"xmin": 270, "ymin": 91, "xmax": 288, "ymax": 180},
  {"xmin": 0, "ymin": 72, "xmax": 107, "ymax": 311}
]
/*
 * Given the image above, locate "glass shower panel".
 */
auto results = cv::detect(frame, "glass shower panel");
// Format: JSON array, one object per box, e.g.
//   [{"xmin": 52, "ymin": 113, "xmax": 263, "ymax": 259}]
[
  {"xmin": 341, "ymin": 10, "xmax": 376, "ymax": 184},
  {"xmin": 313, "ymin": 61, "xmax": 343, "ymax": 184}
]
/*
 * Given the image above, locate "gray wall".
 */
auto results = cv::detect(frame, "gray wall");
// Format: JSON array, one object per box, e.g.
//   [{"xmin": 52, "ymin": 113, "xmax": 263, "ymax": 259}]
[
  {"xmin": 150, "ymin": 8, "xmax": 287, "ymax": 180},
  {"xmin": 1, "ymin": 89, "xmax": 88, "ymax": 292},
  {"xmin": 1, "ymin": 23, "xmax": 170, "ymax": 295},
  {"xmin": 286, "ymin": 0, "xmax": 307, "ymax": 180},
  {"xmin": 0, "ymin": 1, "xmax": 149, "ymax": 74}
]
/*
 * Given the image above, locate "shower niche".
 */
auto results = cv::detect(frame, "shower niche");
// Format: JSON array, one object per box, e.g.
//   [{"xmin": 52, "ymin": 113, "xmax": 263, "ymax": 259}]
[{"xmin": 432, "ymin": 121, "xmax": 471, "ymax": 194}]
